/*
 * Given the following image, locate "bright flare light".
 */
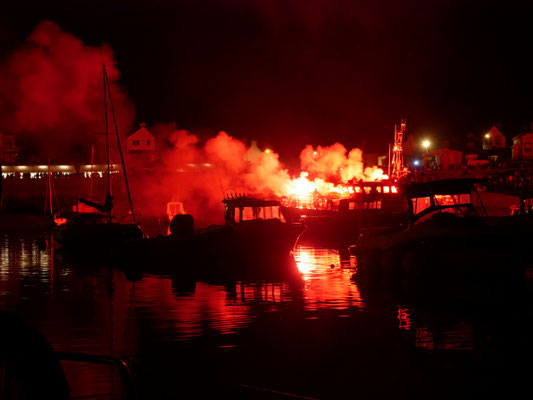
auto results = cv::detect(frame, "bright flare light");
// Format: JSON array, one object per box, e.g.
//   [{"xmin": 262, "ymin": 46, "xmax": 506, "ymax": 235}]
[{"xmin": 422, "ymin": 140, "xmax": 431, "ymax": 149}]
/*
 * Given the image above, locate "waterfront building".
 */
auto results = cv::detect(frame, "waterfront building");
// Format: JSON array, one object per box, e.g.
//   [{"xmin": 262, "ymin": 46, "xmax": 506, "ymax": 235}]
[
  {"xmin": 512, "ymin": 132, "xmax": 533, "ymax": 161},
  {"xmin": 126, "ymin": 122, "xmax": 156, "ymax": 168},
  {"xmin": 0, "ymin": 132, "xmax": 18, "ymax": 164}
]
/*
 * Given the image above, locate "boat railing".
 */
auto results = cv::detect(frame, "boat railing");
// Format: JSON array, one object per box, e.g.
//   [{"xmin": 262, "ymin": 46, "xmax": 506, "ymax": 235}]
[{"xmin": 55, "ymin": 351, "xmax": 136, "ymax": 400}]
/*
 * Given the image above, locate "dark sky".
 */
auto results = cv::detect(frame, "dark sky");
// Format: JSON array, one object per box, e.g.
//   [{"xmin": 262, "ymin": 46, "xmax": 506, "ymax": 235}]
[{"xmin": 2, "ymin": 0, "xmax": 533, "ymax": 159}]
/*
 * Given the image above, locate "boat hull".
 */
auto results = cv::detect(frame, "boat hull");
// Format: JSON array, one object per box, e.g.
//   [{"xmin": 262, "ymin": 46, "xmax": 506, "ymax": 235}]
[
  {"xmin": 119, "ymin": 220, "xmax": 305, "ymax": 279},
  {"xmin": 351, "ymin": 214, "xmax": 533, "ymax": 285}
]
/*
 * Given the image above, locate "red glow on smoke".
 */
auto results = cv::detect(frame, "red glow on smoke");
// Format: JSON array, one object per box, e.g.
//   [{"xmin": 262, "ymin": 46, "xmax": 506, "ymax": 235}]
[
  {"xmin": 0, "ymin": 20, "xmax": 135, "ymax": 159},
  {"xmin": 135, "ymin": 125, "xmax": 386, "ymax": 227}
]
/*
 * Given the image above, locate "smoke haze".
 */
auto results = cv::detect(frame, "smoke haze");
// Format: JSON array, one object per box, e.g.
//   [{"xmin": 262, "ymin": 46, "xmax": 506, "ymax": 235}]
[
  {"xmin": 134, "ymin": 127, "xmax": 383, "ymax": 228},
  {"xmin": 0, "ymin": 20, "xmax": 135, "ymax": 161}
]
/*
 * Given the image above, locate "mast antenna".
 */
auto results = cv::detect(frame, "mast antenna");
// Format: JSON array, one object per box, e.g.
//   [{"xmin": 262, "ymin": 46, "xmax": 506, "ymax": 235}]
[{"xmin": 391, "ymin": 118, "xmax": 406, "ymax": 178}]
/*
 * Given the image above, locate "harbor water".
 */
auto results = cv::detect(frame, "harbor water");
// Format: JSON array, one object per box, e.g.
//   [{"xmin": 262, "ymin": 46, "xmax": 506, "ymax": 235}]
[{"xmin": 1, "ymin": 227, "xmax": 533, "ymax": 399}]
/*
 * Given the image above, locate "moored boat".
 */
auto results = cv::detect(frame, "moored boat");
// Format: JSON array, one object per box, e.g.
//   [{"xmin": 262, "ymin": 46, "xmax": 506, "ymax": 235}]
[
  {"xmin": 350, "ymin": 178, "xmax": 533, "ymax": 284},
  {"xmin": 53, "ymin": 65, "xmax": 144, "ymax": 254},
  {"xmin": 283, "ymin": 179, "xmax": 409, "ymax": 246},
  {"xmin": 120, "ymin": 195, "xmax": 305, "ymax": 279}
]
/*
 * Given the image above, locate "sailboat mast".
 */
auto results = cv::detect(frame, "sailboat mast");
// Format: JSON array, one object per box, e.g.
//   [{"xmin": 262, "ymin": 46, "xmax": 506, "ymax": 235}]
[
  {"xmin": 90, "ymin": 145, "xmax": 94, "ymax": 200},
  {"xmin": 48, "ymin": 160, "xmax": 53, "ymax": 216},
  {"xmin": 103, "ymin": 65, "xmax": 111, "ymax": 196},
  {"xmin": 103, "ymin": 66, "xmax": 136, "ymax": 222}
]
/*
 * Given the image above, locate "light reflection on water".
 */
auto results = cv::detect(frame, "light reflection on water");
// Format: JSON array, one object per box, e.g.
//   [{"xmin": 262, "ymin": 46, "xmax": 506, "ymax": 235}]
[
  {"xmin": 293, "ymin": 246, "xmax": 364, "ymax": 311},
  {"xmin": 2, "ymin": 233, "xmax": 532, "ymax": 398},
  {"xmin": 0, "ymin": 234, "xmax": 493, "ymax": 347}
]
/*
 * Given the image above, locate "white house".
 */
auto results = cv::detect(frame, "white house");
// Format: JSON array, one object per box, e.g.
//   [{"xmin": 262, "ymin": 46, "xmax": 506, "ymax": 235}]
[
  {"xmin": 127, "ymin": 123, "xmax": 156, "ymax": 167},
  {"xmin": 512, "ymin": 133, "xmax": 533, "ymax": 161},
  {"xmin": 483, "ymin": 126, "xmax": 506, "ymax": 150},
  {"xmin": 127, "ymin": 123, "xmax": 156, "ymax": 152}
]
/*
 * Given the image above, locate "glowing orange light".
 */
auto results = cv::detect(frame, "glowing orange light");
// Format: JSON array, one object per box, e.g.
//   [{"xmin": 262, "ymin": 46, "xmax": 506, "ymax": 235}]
[
  {"xmin": 384, "ymin": 186, "xmax": 390, "ymax": 193},
  {"xmin": 265, "ymin": 148, "xmax": 271, "ymax": 154},
  {"xmin": 391, "ymin": 186, "xmax": 398, "ymax": 193},
  {"xmin": 295, "ymin": 250, "xmax": 313, "ymax": 276},
  {"xmin": 54, "ymin": 217, "xmax": 67, "ymax": 226}
]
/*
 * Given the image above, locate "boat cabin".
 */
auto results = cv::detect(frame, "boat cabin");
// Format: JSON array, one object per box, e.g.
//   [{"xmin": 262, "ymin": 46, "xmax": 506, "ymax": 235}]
[
  {"xmin": 223, "ymin": 197, "xmax": 286, "ymax": 225},
  {"xmin": 283, "ymin": 194, "xmax": 340, "ymax": 212},
  {"xmin": 404, "ymin": 179, "xmax": 487, "ymax": 223},
  {"xmin": 339, "ymin": 181, "xmax": 405, "ymax": 213},
  {"xmin": 283, "ymin": 180, "xmax": 402, "ymax": 213}
]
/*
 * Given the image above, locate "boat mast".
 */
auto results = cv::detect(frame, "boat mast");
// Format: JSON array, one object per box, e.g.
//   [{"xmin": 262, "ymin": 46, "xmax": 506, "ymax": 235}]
[
  {"xmin": 90, "ymin": 145, "xmax": 94, "ymax": 200},
  {"xmin": 48, "ymin": 160, "xmax": 53, "ymax": 216},
  {"xmin": 103, "ymin": 65, "xmax": 111, "ymax": 197},
  {"xmin": 103, "ymin": 65, "xmax": 136, "ymax": 222}
]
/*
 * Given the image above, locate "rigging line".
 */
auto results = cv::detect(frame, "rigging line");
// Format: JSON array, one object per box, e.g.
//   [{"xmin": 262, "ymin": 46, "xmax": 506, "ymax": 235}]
[
  {"xmin": 103, "ymin": 65, "xmax": 111, "ymax": 195},
  {"xmin": 104, "ymin": 67, "xmax": 136, "ymax": 222},
  {"xmin": 90, "ymin": 145, "xmax": 94, "ymax": 199},
  {"xmin": 48, "ymin": 161, "xmax": 53, "ymax": 215}
]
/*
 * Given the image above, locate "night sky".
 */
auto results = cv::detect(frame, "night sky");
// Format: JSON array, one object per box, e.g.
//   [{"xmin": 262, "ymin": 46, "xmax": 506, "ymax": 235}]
[{"xmin": 2, "ymin": 0, "xmax": 533, "ymax": 159}]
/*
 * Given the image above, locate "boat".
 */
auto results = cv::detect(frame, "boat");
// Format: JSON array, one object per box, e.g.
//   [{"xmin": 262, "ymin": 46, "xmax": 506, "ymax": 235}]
[
  {"xmin": 350, "ymin": 178, "xmax": 533, "ymax": 284},
  {"xmin": 119, "ymin": 195, "xmax": 305, "ymax": 280},
  {"xmin": 54, "ymin": 65, "xmax": 143, "ymax": 253},
  {"xmin": 282, "ymin": 179, "xmax": 410, "ymax": 246},
  {"xmin": 219, "ymin": 195, "xmax": 306, "ymax": 262}
]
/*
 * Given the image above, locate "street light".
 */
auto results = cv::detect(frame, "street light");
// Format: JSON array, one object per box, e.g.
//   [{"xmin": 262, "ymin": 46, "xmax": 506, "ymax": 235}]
[{"xmin": 422, "ymin": 140, "xmax": 431, "ymax": 153}]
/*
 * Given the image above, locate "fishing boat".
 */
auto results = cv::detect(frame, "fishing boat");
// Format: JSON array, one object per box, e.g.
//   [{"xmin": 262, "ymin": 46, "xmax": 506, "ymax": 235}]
[
  {"xmin": 218, "ymin": 195, "xmax": 306, "ymax": 261},
  {"xmin": 54, "ymin": 65, "xmax": 143, "ymax": 252},
  {"xmin": 282, "ymin": 179, "xmax": 409, "ymax": 245},
  {"xmin": 119, "ymin": 195, "xmax": 305, "ymax": 279},
  {"xmin": 350, "ymin": 178, "xmax": 533, "ymax": 284}
]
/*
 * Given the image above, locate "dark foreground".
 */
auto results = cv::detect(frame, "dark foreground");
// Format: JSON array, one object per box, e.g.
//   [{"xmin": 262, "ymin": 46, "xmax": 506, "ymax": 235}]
[{"xmin": 1, "ymin": 225, "xmax": 533, "ymax": 399}]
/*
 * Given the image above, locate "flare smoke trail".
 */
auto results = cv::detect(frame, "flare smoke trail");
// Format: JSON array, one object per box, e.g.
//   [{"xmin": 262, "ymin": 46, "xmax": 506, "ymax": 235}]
[
  {"xmin": 135, "ymin": 125, "xmax": 384, "ymax": 227},
  {"xmin": 0, "ymin": 20, "xmax": 135, "ymax": 161}
]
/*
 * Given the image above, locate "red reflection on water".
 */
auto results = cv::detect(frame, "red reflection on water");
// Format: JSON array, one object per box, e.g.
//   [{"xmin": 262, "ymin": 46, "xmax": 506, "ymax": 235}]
[
  {"xmin": 126, "ymin": 277, "xmax": 252, "ymax": 338},
  {"xmin": 414, "ymin": 323, "xmax": 474, "ymax": 351},
  {"xmin": 397, "ymin": 307, "xmax": 411, "ymax": 331},
  {"xmin": 293, "ymin": 246, "xmax": 364, "ymax": 310}
]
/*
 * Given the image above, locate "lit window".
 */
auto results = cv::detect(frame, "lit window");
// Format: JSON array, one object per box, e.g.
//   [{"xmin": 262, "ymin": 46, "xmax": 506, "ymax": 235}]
[{"xmin": 412, "ymin": 197, "xmax": 431, "ymax": 214}]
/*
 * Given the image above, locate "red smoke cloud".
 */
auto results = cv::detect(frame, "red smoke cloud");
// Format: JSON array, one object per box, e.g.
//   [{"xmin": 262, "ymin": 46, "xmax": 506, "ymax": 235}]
[
  {"xmin": 0, "ymin": 20, "xmax": 135, "ymax": 161},
  {"xmin": 133, "ymin": 126, "xmax": 384, "ymax": 229}
]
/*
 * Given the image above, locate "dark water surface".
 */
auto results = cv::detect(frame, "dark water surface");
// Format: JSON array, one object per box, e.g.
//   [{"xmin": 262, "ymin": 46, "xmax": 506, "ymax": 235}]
[{"xmin": 2, "ymin": 229, "xmax": 533, "ymax": 399}]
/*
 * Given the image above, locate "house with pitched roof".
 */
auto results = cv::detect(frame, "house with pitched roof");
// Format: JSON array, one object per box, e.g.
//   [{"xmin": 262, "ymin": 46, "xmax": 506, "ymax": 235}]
[{"xmin": 127, "ymin": 123, "xmax": 156, "ymax": 167}]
